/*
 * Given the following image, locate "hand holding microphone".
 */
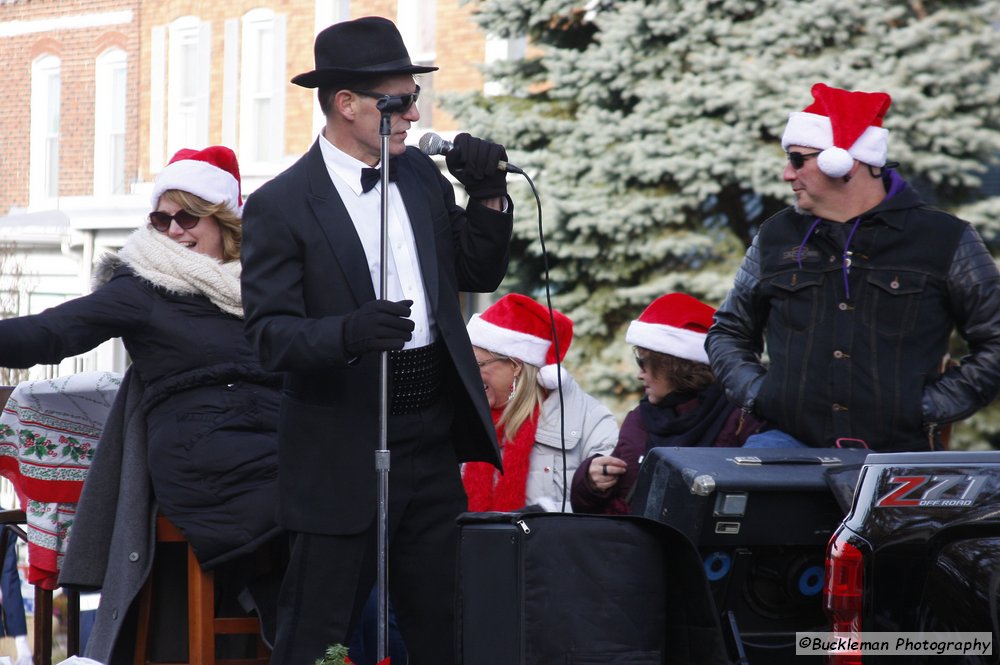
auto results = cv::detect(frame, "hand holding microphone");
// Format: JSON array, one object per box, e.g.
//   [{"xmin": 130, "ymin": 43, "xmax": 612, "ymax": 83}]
[
  {"xmin": 420, "ymin": 132, "xmax": 520, "ymax": 200},
  {"xmin": 446, "ymin": 133, "xmax": 508, "ymax": 199}
]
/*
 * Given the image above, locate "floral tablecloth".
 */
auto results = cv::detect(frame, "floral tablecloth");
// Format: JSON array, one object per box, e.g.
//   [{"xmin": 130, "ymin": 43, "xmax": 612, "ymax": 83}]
[{"xmin": 0, "ymin": 371, "xmax": 122, "ymax": 590}]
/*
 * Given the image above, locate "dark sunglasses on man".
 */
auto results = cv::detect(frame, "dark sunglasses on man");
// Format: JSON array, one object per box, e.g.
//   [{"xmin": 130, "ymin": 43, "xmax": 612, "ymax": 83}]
[
  {"xmin": 351, "ymin": 84, "xmax": 420, "ymax": 113},
  {"xmin": 148, "ymin": 209, "xmax": 202, "ymax": 233},
  {"xmin": 787, "ymin": 150, "xmax": 822, "ymax": 169}
]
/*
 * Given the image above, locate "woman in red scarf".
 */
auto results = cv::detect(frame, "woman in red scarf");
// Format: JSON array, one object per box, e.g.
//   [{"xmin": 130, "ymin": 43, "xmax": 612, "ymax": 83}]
[{"xmin": 462, "ymin": 294, "xmax": 618, "ymax": 512}]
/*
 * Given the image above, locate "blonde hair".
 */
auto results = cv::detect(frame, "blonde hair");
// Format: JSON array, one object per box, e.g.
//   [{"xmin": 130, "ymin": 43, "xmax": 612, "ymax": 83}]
[
  {"xmin": 498, "ymin": 361, "xmax": 546, "ymax": 441},
  {"xmin": 157, "ymin": 189, "xmax": 242, "ymax": 263}
]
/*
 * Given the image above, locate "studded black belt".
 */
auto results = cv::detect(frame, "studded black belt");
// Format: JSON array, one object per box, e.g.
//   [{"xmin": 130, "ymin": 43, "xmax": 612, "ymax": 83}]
[{"xmin": 389, "ymin": 341, "xmax": 443, "ymax": 415}]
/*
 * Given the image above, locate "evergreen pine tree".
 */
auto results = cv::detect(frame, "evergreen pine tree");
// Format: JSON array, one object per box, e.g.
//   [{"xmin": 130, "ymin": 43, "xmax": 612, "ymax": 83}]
[{"xmin": 446, "ymin": 0, "xmax": 1000, "ymax": 445}]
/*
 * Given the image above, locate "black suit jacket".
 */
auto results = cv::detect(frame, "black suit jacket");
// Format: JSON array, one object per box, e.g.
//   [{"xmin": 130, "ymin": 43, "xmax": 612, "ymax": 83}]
[{"xmin": 241, "ymin": 140, "xmax": 511, "ymax": 535}]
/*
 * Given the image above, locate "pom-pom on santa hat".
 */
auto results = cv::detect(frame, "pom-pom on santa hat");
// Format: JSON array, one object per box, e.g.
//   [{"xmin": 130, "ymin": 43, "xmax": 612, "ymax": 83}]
[
  {"xmin": 625, "ymin": 293, "xmax": 715, "ymax": 364},
  {"xmin": 781, "ymin": 82, "xmax": 892, "ymax": 178},
  {"xmin": 467, "ymin": 294, "xmax": 573, "ymax": 389},
  {"xmin": 150, "ymin": 146, "xmax": 243, "ymax": 218}
]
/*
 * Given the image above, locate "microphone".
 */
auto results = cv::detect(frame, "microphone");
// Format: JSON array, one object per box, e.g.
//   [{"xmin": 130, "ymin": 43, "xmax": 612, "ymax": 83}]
[
  {"xmin": 418, "ymin": 132, "xmax": 454, "ymax": 155},
  {"xmin": 418, "ymin": 132, "xmax": 523, "ymax": 174}
]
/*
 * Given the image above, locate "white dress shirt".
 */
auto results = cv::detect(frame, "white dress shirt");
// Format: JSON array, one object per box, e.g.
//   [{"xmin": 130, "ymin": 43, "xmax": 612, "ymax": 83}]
[{"xmin": 318, "ymin": 134, "xmax": 435, "ymax": 348}]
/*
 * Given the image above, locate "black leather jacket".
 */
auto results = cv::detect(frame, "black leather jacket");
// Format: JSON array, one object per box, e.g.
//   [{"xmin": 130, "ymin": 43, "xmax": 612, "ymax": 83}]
[{"xmin": 706, "ymin": 171, "xmax": 1000, "ymax": 451}]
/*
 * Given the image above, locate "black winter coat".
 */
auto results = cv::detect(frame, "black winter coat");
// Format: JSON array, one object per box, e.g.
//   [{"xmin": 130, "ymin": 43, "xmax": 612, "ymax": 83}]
[{"xmin": 0, "ymin": 264, "xmax": 281, "ymax": 567}]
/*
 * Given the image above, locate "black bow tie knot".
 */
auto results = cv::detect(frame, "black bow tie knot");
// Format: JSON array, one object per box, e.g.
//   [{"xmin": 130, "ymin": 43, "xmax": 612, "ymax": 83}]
[{"xmin": 360, "ymin": 161, "xmax": 398, "ymax": 193}]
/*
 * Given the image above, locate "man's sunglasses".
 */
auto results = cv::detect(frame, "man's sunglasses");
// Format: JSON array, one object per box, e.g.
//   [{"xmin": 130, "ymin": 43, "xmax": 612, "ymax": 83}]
[
  {"xmin": 148, "ymin": 210, "xmax": 201, "ymax": 233},
  {"xmin": 634, "ymin": 351, "xmax": 648, "ymax": 371},
  {"xmin": 787, "ymin": 150, "xmax": 822, "ymax": 169},
  {"xmin": 351, "ymin": 85, "xmax": 421, "ymax": 113}
]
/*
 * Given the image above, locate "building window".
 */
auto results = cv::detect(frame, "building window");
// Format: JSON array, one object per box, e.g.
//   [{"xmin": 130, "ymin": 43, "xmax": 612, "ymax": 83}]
[
  {"xmin": 239, "ymin": 9, "xmax": 286, "ymax": 167},
  {"xmin": 484, "ymin": 35, "xmax": 526, "ymax": 97},
  {"xmin": 94, "ymin": 48, "xmax": 127, "ymax": 196},
  {"xmin": 166, "ymin": 16, "xmax": 210, "ymax": 158},
  {"xmin": 149, "ymin": 26, "xmax": 166, "ymax": 171},
  {"xmin": 30, "ymin": 54, "xmax": 61, "ymax": 205},
  {"xmin": 397, "ymin": 1, "xmax": 435, "ymax": 128}
]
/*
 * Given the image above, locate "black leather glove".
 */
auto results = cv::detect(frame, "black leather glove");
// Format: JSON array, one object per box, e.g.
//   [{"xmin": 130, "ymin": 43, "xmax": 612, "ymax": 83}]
[
  {"xmin": 342, "ymin": 299, "xmax": 415, "ymax": 357},
  {"xmin": 445, "ymin": 133, "xmax": 508, "ymax": 200}
]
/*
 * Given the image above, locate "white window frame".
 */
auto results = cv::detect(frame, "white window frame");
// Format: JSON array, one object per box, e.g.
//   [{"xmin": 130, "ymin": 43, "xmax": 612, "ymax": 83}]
[
  {"xmin": 397, "ymin": 1, "xmax": 436, "ymax": 128},
  {"xmin": 309, "ymin": 3, "xmax": 351, "ymax": 133},
  {"xmin": 166, "ymin": 16, "xmax": 211, "ymax": 160},
  {"xmin": 239, "ymin": 8, "xmax": 286, "ymax": 170},
  {"xmin": 221, "ymin": 18, "xmax": 240, "ymax": 149},
  {"xmin": 484, "ymin": 35, "xmax": 526, "ymax": 97},
  {"xmin": 149, "ymin": 25, "xmax": 166, "ymax": 172},
  {"xmin": 94, "ymin": 48, "xmax": 128, "ymax": 196},
  {"xmin": 29, "ymin": 54, "xmax": 61, "ymax": 206}
]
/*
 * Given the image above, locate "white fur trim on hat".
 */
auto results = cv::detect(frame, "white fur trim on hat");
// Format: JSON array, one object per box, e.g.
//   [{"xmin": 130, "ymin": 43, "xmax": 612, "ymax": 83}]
[
  {"xmin": 782, "ymin": 111, "xmax": 889, "ymax": 176},
  {"xmin": 467, "ymin": 313, "xmax": 550, "ymax": 368},
  {"xmin": 151, "ymin": 160, "xmax": 242, "ymax": 218},
  {"xmin": 817, "ymin": 146, "xmax": 855, "ymax": 178},
  {"xmin": 537, "ymin": 364, "xmax": 566, "ymax": 390},
  {"xmin": 626, "ymin": 320, "xmax": 709, "ymax": 364}
]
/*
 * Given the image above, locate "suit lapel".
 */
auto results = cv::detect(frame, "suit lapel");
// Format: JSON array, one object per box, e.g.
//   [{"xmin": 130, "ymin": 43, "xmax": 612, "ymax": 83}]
[
  {"xmin": 304, "ymin": 140, "xmax": 376, "ymax": 304},
  {"xmin": 395, "ymin": 157, "xmax": 440, "ymax": 313}
]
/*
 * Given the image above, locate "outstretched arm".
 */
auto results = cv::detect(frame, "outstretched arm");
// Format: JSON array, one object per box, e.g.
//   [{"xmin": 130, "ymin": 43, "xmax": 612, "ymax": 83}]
[{"xmin": 0, "ymin": 276, "xmax": 147, "ymax": 369}]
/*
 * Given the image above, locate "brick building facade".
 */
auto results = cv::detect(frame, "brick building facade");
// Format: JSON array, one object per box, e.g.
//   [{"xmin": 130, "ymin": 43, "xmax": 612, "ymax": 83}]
[
  {"xmin": 0, "ymin": 0, "xmax": 513, "ymax": 377},
  {"xmin": 0, "ymin": 0, "xmax": 141, "ymax": 213},
  {"xmin": 0, "ymin": 0, "xmax": 496, "ymax": 214}
]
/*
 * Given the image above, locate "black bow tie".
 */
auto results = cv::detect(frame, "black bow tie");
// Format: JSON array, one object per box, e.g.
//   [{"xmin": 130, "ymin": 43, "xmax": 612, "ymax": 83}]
[{"xmin": 360, "ymin": 161, "xmax": 398, "ymax": 193}]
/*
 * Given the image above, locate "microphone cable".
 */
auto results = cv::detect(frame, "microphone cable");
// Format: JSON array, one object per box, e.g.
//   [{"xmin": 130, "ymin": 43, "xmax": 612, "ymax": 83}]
[
  {"xmin": 419, "ymin": 132, "xmax": 571, "ymax": 513},
  {"xmin": 509, "ymin": 167, "xmax": 570, "ymax": 513}
]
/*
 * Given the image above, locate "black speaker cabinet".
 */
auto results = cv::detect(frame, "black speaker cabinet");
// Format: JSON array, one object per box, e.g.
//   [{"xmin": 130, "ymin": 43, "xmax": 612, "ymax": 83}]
[
  {"xmin": 630, "ymin": 447, "xmax": 868, "ymax": 663},
  {"xmin": 456, "ymin": 511, "xmax": 729, "ymax": 665}
]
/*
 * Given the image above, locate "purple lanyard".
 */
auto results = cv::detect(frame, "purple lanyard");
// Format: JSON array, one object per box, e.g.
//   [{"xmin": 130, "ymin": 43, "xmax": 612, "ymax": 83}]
[{"xmin": 796, "ymin": 216, "xmax": 862, "ymax": 299}]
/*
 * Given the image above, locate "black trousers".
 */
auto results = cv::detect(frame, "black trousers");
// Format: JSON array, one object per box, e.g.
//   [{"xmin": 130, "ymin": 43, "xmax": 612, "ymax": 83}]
[{"xmin": 269, "ymin": 396, "xmax": 466, "ymax": 665}]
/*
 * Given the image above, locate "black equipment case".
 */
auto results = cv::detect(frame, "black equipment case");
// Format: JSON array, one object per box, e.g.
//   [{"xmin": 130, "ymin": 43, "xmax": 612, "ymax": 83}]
[
  {"xmin": 456, "ymin": 511, "xmax": 729, "ymax": 665},
  {"xmin": 630, "ymin": 446, "xmax": 870, "ymax": 663}
]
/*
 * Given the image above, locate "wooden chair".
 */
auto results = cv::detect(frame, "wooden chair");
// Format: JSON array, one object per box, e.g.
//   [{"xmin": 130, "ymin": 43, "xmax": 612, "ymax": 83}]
[
  {"xmin": 133, "ymin": 516, "xmax": 269, "ymax": 665},
  {"xmin": 0, "ymin": 385, "xmax": 80, "ymax": 665}
]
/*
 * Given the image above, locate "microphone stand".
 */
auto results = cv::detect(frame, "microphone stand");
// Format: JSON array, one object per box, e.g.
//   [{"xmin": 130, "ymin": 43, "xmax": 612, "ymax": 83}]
[{"xmin": 375, "ymin": 99, "xmax": 394, "ymax": 664}]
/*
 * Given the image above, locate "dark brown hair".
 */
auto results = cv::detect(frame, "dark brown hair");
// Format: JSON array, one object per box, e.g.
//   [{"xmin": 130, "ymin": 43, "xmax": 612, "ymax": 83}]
[{"xmin": 637, "ymin": 347, "xmax": 715, "ymax": 394}]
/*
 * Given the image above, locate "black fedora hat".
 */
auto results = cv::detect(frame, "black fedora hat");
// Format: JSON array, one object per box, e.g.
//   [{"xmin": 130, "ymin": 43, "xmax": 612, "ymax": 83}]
[{"xmin": 291, "ymin": 16, "xmax": 438, "ymax": 89}]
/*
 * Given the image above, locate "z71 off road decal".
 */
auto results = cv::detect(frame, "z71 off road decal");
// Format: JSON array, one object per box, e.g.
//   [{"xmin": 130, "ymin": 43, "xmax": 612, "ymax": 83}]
[{"xmin": 877, "ymin": 474, "xmax": 988, "ymax": 508}]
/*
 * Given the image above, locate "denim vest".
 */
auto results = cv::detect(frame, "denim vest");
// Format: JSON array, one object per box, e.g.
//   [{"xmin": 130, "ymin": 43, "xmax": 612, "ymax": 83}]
[{"xmin": 752, "ymin": 186, "xmax": 964, "ymax": 450}]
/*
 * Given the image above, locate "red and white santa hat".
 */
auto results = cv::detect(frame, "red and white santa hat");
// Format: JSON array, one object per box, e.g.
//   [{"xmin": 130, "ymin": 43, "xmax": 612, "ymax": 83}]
[
  {"xmin": 625, "ymin": 293, "xmax": 715, "ymax": 364},
  {"xmin": 467, "ymin": 293, "xmax": 573, "ymax": 389},
  {"xmin": 150, "ymin": 146, "xmax": 243, "ymax": 217},
  {"xmin": 781, "ymin": 82, "xmax": 892, "ymax": 178}
]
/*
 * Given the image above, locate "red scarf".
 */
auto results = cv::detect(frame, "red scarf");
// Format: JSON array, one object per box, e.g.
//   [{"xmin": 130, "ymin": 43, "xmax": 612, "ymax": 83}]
[{"xmin": 462, "ymin": 406, "xmax": 540, "ymax": 511}]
